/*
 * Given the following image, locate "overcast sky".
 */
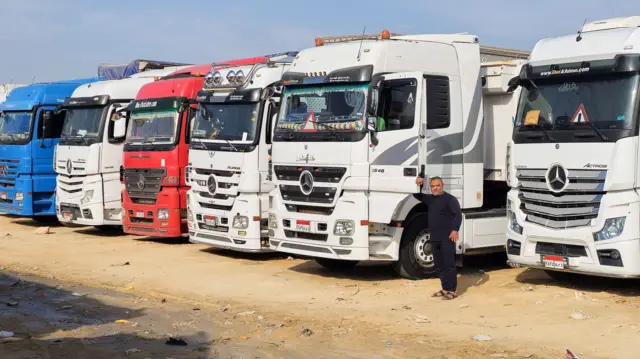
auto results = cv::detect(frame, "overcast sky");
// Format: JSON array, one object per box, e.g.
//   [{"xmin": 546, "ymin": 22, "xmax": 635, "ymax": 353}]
[{"xmin": 1, "ymin": 0, "xmax": 640, "ymax": 83}]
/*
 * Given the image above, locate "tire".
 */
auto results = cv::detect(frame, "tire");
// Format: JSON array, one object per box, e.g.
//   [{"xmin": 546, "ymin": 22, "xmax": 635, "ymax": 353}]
[
  {"xmin": 31, "ymin": 216, "xmax": 58, "ymax": 224},
  {"xmin": 315, "ymin": 258, "xmax": 359, "ymax": 272},
  {"xmin": 393, "ymin": 216, "xmax": 439, "ymax": 280}
]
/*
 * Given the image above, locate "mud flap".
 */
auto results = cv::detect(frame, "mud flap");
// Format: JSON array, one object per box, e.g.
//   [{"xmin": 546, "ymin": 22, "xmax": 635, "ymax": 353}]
[{"xmin": 455, "ymin": 254, "xmax": 463, "ymax": 267}]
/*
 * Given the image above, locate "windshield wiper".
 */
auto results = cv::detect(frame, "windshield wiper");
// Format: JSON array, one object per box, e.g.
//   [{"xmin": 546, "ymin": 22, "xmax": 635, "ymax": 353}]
[
  {"xmin": 581, "ymin": 121, "xmax": 608, "ymax": 141},
  {"xmin": 522, "ymin": 124, "xmax": 556, "ymax": 142},
  {"xmin": 224, "ymin": 139, "xmax": 238, "ymax": 152},
  {"xmin": 190, "ymin": 137, "xmax": 207, "ymax": 150}
]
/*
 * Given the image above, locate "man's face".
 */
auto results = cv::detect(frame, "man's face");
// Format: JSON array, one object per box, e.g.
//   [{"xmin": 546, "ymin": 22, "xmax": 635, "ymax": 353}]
[{"xmin": 430, "ymin": 179, "xmax": 444, "ymax": 196}]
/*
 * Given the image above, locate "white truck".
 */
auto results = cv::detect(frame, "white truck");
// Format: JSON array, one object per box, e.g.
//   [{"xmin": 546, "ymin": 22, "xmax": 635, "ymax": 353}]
[
  {"xmin": 54, "ymin": 63, "xmax": 187, "ymax": 229},
  {"xmin": 268, "ymin": 32, "xmax": 529, "ymax": 279},
  {"xmin": 185, "ymin": 54, "xmax": 295, "ymax": 252},
  {"xmin": 506, "ymin": 16, "xmax": 640, "ymax": 278}
]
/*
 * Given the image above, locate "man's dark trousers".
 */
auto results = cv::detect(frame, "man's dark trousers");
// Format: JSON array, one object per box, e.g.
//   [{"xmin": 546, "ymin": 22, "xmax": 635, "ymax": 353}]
[{"xmin": 432, "ymin": 235, "xmax": 457, "ymax": 292}]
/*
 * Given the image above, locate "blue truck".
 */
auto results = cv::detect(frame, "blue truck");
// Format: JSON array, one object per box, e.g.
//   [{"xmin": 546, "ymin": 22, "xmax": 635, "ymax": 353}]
[{"xmin": 0, "ymin": 78, "xmax": 103, "ymax": 221}]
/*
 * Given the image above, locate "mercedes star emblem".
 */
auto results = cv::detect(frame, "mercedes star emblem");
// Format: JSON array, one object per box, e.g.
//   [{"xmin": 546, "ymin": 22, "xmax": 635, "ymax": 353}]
[
  {"xmin": 66, "ymin": 159, "xmax": 72, "ymax": 175},
  {"xmin": 137, "ymin": 174, "xmax": 146, "ymax": 190},
  {"xmin": 299, "ymin": 170, "xmax": 314, "ymax": 196},
  {"xmin": 207, "ymin": 175, "xmax": 217, "ymax": 194},
  {"xmin": 546, "ymin": 164, "xmax": 569, "ymax": 193}
]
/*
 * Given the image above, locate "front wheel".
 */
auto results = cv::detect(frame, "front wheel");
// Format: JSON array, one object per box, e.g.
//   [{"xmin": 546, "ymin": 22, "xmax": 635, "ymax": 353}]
[
  {"xmin": 393, "ymin": 217, "xmax": 438, "ymax": 280},
  {"xmin": 315, "ymin": 258, "xmax": 359, "ymax": 272}
]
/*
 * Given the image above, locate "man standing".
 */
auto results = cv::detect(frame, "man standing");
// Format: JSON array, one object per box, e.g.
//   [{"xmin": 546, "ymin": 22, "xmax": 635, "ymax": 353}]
[{"xmin": 414, "ymin": 176, "xmax": 462, "ymax": 300}]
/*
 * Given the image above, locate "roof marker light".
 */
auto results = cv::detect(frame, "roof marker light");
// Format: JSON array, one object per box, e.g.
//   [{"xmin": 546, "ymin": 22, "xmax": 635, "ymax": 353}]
[
  {"xmin": 235, "ymin": 70, "xmax": 245, "ymax": 83},
  {"xmin": 381, "ymin": 29, "xmax": 391, "ymax": 39},
  {"xmin": 315, "ymin": 38, "xmax": 324, "ymax": 46},
  {"xmin": 226, "ymin": 70, "xmax": 236, "ymax": 84}
]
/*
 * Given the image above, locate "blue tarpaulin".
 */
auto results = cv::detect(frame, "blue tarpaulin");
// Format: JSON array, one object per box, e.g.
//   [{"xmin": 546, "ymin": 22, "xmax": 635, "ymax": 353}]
[{"xmin": 98, "ymin": 59, "xmax": 191, "ymax": 80}]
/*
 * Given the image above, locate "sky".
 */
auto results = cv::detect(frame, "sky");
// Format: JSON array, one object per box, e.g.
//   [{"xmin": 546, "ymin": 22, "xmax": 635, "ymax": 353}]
[{"xmin": 1, "ymin": 0, "xmax": 640, "ymax": 83}]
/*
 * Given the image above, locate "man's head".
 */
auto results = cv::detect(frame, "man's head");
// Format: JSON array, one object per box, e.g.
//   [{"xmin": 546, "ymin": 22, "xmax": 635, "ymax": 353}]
[{"xmin": 430, "ymin": 176, "xmax": 444, "ymax": 196}]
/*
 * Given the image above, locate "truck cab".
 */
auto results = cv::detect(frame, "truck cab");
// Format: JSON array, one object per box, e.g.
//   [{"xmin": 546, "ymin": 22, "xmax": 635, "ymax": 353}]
[
  {"xmin": 268, "ymin": 32, "xmax": 528, "ymax": 279},
  {"xmin": 0, "ymin": 84, "xmax": 25, "ymax": 104},
  {"xmin": 185, "ymin": 53, "xmax": 296, "ymax": 252},
  {"xmin": 0, "ymin": 78, "xmax": 103, "ymax": 220},
  {"xmin": 121, "ymin": 58, "xmax": 267, "ymax": 237},
  {"xmin": 506, "ymin": 16, "xmax": 640, "ymax": 278},
  {"xmin": 54, "ymin": 61, "xmax": 187, "ymax": 229}
]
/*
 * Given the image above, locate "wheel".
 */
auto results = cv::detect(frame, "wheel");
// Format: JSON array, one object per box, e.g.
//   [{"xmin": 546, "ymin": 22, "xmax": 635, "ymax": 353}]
[
  {"xmin": 315, "ymin": 258, "xmax": 359, "ymax": 272},
  {"xmin": 393, "ymin": 217, "xmax": 439, "ymax": 280},
  {"xmin": 31, "ymin": 216, "xmax": 58, "ymax": 224},
  {"xmin": 94, "ymin": 225, "xmax": 122, "ymax": 233}
]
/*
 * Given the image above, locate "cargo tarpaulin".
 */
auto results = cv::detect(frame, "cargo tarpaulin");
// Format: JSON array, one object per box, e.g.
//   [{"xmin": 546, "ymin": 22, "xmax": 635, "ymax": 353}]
[{"xmin": 98, "ymin": 59, "xmax": 190, "ymax": 80}]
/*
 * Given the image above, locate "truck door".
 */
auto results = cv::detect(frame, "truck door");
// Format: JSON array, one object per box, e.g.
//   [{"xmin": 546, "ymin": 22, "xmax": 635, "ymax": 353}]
[
  {"xmin": 259, "ymin": 99, "xmax": 278, "ymax": 193},
  {"xmin": 101, "ymin": 103, "xmax": 128, "ymax": 212},
  {"xmin": 369, "ymin": 72, "xmax": 425, "ymax": 193}
]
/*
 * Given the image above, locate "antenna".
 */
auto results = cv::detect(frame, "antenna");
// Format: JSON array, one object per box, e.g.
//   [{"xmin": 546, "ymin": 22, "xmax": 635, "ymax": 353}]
[
  {"xmin": 31, "ymin": 76, "xmax": 36, "ymax": 84},
  {"xmin": 356, "ymin": 26, "xmax": 367, "ymax": 61},
  {"xmin": 576, "ymin": 18, "xmax": 587, "ymax": 42}
]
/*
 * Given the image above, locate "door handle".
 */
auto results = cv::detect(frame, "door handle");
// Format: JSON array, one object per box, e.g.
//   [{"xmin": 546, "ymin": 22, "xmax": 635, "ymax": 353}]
[{"xmin": 403, "ymin": 167, "xmax": 417, "ymax": 177}]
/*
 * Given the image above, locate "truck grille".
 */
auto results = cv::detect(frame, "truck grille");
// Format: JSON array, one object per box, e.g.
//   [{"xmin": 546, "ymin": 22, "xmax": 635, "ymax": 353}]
[
  {"xmin": 192, "ymin": 168, "xmax": 241, "ymax": 211},
  {"xmin": 124, "ymin": 168, "xmax": 166, "ymax": 205},
  {"xmin": 57, "ymin": 175, "xmax": 84, "ymax": 194},
  {"xmin": 274, "ymin": 165, "xmax": 346, "ymax": 207},
  {"xmin": 0, "ymin": 159, "xmax": 19, "ymax": 189},
  {"xmin": 516, "ymin": 168, "xmax": 606, "ymax": 229}
]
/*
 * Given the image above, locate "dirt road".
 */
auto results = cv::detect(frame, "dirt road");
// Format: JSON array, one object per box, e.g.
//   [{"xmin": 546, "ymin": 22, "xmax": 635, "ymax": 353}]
[{"xmin": 1, "ymin": 214, "xmax": 639, "ymax": 358}]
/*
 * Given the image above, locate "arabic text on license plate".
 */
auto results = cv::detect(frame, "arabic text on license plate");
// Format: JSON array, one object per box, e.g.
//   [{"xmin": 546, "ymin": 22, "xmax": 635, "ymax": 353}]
[
  {"xmin": 0, "ymin": 192, "xmax": 6, "ymax": 200},
  {"xmin": 205, "ymin": 216, "xmax": 217, "ymax": 226},
  {"xmin": 295, "ymin": 220, "xmax": 311, "ymax": 233},
  {"xmin": 542, "ymin": 255, "xmax": 565, "ymax": 269},
  {"xmin": 136, "ymin": 212, "xmax": 144, "ymax": 218}
]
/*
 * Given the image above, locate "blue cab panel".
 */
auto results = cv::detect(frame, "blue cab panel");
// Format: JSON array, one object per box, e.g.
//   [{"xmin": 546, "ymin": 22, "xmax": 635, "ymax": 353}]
[{"xmin": 0, "ymin": 78, "xmax": 103, "ymax": 217}]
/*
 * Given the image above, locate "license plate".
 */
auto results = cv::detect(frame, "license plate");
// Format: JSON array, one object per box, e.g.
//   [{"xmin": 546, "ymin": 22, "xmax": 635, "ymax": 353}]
[
  {"xmin": 63, "ymin": 212, "xmax": 73, "ymax": 220},
  {"xmin": 542, "ymin": 255, "xmax": 565, "ymax": 269},
  {"xmin": 0, "ymin": 192, "xmax": 6, "ymax": 200},
  {"xmin": 205, "ymin": 216, "xmax": 217, "ymax": 226},
  {"xmin": 135, "ymin": 212, "xmax": 144, "ymax": 218},
  {"xmin": 295, "ymin": 220, "xmax": 311, "ymax": 233}
]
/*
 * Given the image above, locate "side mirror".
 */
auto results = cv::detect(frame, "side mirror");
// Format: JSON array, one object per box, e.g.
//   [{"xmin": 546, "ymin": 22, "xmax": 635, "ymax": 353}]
[
  {"xmin": 367, "ymin": 116, "xmax": 377, "ymax": 132},
  {"xmin": 507, "ymin": 76, "xmax": 521, "ymax": 93},
  {"xmin": 111, "ymin": 113, "xmax": 127, "ymax": 139},
  {"xmin": 54, "ymin": 105, "xmax": 64, "ymax": 115},
  {"xmin": 367, "ymin": 87, "xmax": 379, "ymax": 116}
]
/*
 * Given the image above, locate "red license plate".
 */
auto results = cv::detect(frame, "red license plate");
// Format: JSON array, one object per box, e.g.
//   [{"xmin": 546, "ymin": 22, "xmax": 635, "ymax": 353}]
[
  {"xmin": 542, "ymin": 255, "xmax": 565, "ymax": 269},
  {"xmin": 295, "ymin": 219, "xmax": 311, "ymax": 233},
  {"xmin": 205, "ymin": 216, "xmax": 217, "ymax": 226}
]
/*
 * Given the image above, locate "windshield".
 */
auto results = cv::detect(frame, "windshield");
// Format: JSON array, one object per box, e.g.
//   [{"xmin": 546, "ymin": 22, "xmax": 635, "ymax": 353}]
[
  {"xmin": 61, "ymin": 107, "xmax": 104, "ymax": 141},
  {"xmin": 126, "ymin": 109, "xmax": 179, "ymax": 145},
  {"xmin": 515, "ymin": 74, "xmax": 639, "ymax": 131},
  {"xmin": 192, "ymin": 103, "xmax": 260, "ymax": 143},
  {"xmin": 275, "ymin": 83, "xmax": 367, "ymax": 137},
  {"xmin": 0, "ymin": 111, "xmax": 32, "ymax": 144}
]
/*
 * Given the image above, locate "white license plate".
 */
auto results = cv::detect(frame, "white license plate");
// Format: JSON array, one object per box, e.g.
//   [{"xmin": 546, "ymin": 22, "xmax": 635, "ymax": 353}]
[
  {"xmin": 295, "ymin": 220, "xmax": 311, "ymax": 233},
  {"xmin": 542, "ymin": 255, "xmax": 565, "ymax": 269},
  {"xmin": 135, "ymin": 212, "xmax": 144, "ymax": 218},
  {"xmin": 205, "ymin": 216, "xmax": 217, "ymax": 226},
  {"xmin": 0, "ymin": 192, "xmax": 6, "ymax": 200},
  {"xmin": 63, "ymin": 212, "xmax": 72, "ymax": 220}
]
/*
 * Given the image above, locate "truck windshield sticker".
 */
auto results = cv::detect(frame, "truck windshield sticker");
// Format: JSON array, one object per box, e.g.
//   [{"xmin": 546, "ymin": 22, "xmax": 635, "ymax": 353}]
[
  {"xmin": 558, "ymin": 82, "xmax": 579, "ymax": 92},
  {"xmin": 276, "ymin": 83, "xmax": 368, "ymax": 134},
  {"xmin": 570, "ymin": 104, "xmax": 589, "ymax": 124},
  {"xmin": 524, "ymin": 110, "xmax": 540, "ymax": 126}
]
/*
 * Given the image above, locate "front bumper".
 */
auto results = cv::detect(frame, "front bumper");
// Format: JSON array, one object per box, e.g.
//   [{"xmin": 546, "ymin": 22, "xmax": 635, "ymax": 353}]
[
  {"xmin": 268, "ymin": 190, "xmax": 371, "ymax": 260},
  {"xmin": 122, "ymin": 187, "xmax": 187, "ymax": 237},
  {"xmin": 0, "ymin": 175, "xmax": 55, "ymax": 216},
  {"xmin": 56, "ymin": 179, "xmax": 122, "ymax": 226},
  {"xmin": 187, "ymin": 191, "xmax": 270, "ymax": 252},
  {"xmin": 506, "ymin": 190, "xmax": 640, "ymax": 278}
]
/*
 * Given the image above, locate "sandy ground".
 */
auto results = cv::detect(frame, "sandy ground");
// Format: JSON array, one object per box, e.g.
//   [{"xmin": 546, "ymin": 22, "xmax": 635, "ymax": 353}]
[{"xmin": 1, "ymin": 215, "xmax": 640, "ymax": 358}]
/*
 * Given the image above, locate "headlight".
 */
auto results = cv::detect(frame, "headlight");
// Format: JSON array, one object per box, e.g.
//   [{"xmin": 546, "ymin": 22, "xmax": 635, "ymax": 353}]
[
  {"xmin": 235, "ymin": 70, "xmax": 245, "ymax": 83},
  {"xmin": 157, "ymin": 209, "xmax": 170, "ymax": 220},
  {"xmin": 268, "ymin": 213, "xmax": 277, "ymax": 229},
  {"xmin": 233, "ymin": 215, "xmax": 249, "ymax": 229},
  {"xmin": 81, "ymin": 190, "xmax": 94, "ymax": 205},
  {"xmin": 15, "ymin": 192, "xmax": 24, "ymax": 201},
  {"xmin": 334, "ymin": 220, "xmax": 355, "ymax": 236},
  {"xmin": 508, "ymin": 210, "xmax": 523, "ymax": 235},
  {"xmin": 594, "ymin": 217, "xmax": 626, "ymax": 241}
]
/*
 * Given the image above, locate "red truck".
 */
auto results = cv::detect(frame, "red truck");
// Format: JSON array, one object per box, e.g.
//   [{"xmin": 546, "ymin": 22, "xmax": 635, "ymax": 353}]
[{"xmin": 121, "ymin": 57, "xmax": 267, "ymax": 237}]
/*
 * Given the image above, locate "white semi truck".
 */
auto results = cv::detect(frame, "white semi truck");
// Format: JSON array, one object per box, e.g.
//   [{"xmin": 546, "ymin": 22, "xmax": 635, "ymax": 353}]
[
  {"xmin": 506, "ymin": 16, "xmax": 640, "ymax": 278},
  {"xmin": 54, "ymin": 63, "xmax": 187, "ymax": 229},
  {"xmin": 185, "ymin": 54, "xmax": 295, "ymax": 252},
  {"xmin": 268, "ymin": 31, "xmax": 529, "ymax": 279}
]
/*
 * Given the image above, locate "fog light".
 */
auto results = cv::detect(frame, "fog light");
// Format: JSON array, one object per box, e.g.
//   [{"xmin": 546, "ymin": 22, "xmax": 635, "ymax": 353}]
[
  {"xmin": 339, "ymin": 237, "xmax": 353, "ymax": 245},
  {"xmin": 334, "ymin": 220, "xmax": 355, "ymax": 236},
  {"xmin": 233, "ymin": 215, "xmax": 249, "ymax": 229},
  {"xmin": 157, "ymin": 208, "xmax": 170, "ymax": 220},
  {"xmin": 610, "ymin": 249, "xmax": 621, "ymax": 260},
  {"xmin": 238, "ymin": 231, "xmax": 247, "ymax": 236},
  {"xmin": 15, "ymin": 192, "xmax": 24, "ymax": 201}
]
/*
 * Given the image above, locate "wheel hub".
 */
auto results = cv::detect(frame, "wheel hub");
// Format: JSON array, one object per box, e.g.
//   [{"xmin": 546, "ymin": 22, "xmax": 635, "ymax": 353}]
[{"xmin": 414, "ymin": 230, "xmax": 434, "ymax": 268}]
